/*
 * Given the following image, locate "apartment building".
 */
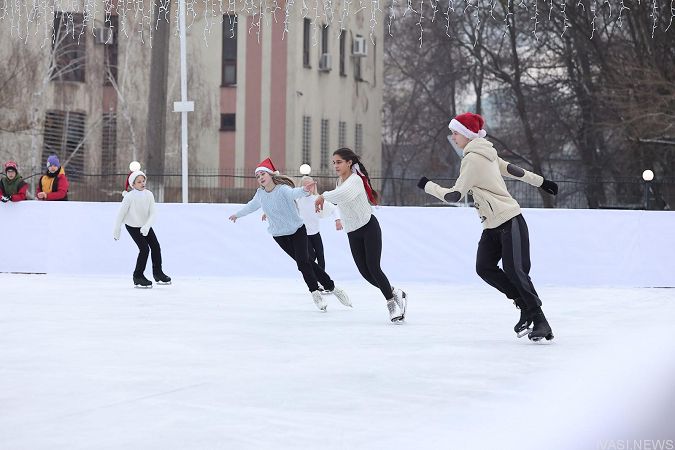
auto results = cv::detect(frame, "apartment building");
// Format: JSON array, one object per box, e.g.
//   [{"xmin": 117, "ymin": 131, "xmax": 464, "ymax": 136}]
[{"xmin": 0, "ymin": 3, "xmax": 383, "ymax": 200}]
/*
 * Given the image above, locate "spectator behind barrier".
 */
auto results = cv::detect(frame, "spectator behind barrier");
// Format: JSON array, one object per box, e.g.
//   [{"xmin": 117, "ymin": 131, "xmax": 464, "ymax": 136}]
[
  {"xmin": 1, "ymin": 161, "xmax": 28, "ymax": 203},
  {"xmin": 36, "ymin": 154, "xmax": 69, "ymax": 201}
]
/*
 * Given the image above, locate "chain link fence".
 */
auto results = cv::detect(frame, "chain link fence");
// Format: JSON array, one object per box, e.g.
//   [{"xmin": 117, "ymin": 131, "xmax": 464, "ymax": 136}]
[{"xmin": 24, "ymin": 167, "xmax": 668, "ymax": 210}]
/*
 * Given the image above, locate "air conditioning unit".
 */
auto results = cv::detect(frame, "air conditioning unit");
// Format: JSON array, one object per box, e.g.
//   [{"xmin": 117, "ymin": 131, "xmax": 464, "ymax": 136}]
[
  {"xmin": 352, "ymin": 36, "xmax": 367, "ymax": 57},
  {"xmin": 319, "ymin": 53, "xmax": 332, "ymax": 71},
  {"xmin": 94, "ymin": 27, "xmax": 114, "ymax": 45}
]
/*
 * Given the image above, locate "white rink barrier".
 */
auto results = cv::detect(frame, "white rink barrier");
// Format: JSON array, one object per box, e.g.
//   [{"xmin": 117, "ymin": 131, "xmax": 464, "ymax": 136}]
[{"xmin": 0, "ymin": 201, "xmax": 672, "ymax": 287}]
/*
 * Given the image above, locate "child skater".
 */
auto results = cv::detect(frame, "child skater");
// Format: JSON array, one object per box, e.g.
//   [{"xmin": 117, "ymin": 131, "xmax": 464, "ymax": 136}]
[
  {"xmin": 296, "ymin": 175, "xmax": 342, "ymax": 291},
  {"xmin": 229, "ymin": 158, "xmax": 351, "ymax": 312},
  {"xmin": 314, "ymin": 148, "xmax": 408, "ymax": 323},
  {"xmin": 417, "ymin": 112, "xmax": 558, "ymax": 341},
  {"xmin": 113, "ymin": 170, "xmax": 171, "ymax": 288}
]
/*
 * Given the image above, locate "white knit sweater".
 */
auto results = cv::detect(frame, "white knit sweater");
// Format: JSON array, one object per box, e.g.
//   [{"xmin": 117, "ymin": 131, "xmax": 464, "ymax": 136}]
[
  {"xmin": 322, "ymin": 174, "xmax": 372, "ymax": 233},
  {"xmin": 114, "ymin": 188, "xmax": 156, "ymax": 233},
  {"xmin": 296, "ymin": 195, "xmax": 340, "ymax": 235}
]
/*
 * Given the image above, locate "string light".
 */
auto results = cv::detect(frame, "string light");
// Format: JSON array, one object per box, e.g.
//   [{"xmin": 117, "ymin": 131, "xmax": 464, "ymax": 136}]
[{"xmin": 0, "ymin": 0, "xmax": 672, "ymax": 46}]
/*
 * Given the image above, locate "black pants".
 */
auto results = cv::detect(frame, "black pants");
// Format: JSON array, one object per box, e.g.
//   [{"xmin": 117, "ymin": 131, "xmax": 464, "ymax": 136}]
[
  {"xmin": 274, "ymin": 225, "xmax": 335, "ymax": 293},
  {"xmin": 307, "ymin": 232, "xmax": 326, "ymax": 270},
  {"xmin": 475, "ymin": 214, "xmax": 542, "ymax": 310},
  {"xmin": 347, "ymin": 215, "xmax": 393, "ymax": 300},
  {"xmin": 126, "ymin": 225, "xmax": 162, "ymax": 277}
]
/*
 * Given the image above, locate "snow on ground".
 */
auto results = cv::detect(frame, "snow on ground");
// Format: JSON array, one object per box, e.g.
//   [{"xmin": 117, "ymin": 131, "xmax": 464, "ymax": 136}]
[{"xmin": 1, "ymin": 274, "xmax": 675, "ymax": 449}]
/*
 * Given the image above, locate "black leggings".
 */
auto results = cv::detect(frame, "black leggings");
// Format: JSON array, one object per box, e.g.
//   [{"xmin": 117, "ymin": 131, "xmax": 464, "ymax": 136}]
[
  {"xmin": 307, "ymin": 232, "xmax": 326, "ymax": 270},
  {"xmin": 274, "ymin": 225, "xmax": 335, "ymax": 293},
  {"xmin": 126, "ymin": 225, "xmax": 163, "ymax": 277},
  {"xmin": 475, "ymin": 214, "xmax": 542, "ymax": 310},
  {"xmin": 347, "ymin": 215, "xmax": 393, "ymax": 300}
]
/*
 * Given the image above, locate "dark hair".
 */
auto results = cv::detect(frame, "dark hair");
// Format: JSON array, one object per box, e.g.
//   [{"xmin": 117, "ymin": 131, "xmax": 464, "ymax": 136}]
[{"xmin": 332, "ymin": 147, "xmax": 379, "ymax": 204}]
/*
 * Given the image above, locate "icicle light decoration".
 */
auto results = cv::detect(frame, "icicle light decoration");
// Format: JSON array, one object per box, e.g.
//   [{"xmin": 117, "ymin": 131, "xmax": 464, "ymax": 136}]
[{"xmin": 0, "ymin": 0, "xmax": 672, "ymax": 46}]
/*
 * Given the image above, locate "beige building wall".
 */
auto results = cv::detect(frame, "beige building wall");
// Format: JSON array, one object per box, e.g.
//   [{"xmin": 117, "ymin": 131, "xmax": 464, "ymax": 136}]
[
  {"xmin": 0, "ymin": 3, "xmax": 383, "ymax": 197},
  {"xmin": 284, "ymin": 6, "xmax": 383, "ymax": 177}
]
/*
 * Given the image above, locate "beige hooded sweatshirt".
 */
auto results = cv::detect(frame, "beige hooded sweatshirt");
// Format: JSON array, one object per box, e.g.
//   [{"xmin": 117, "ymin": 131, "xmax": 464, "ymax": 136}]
[{"xmin": 424, "ymin": 138, "xmax": 544, "ymax": 229}]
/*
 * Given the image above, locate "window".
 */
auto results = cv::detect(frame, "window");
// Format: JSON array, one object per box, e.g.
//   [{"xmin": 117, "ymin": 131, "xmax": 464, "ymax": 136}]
[
  {"xmin": 101, "ymin": 112, "xmax": 117, "ymax": 171},
  {"xmin": 355, "ymin": 123, "xmax": 363, "ymax": 154},
  {"xmin": 220, "ymin": 113, "xmax": 236, "ymax": 131},
  {"xmin": 103, "ymin": 15, "xmax": 118, "ymax": 85},
  {"xmin": 339, "ymin": 32, "xmax": 346, "ymax": 76},
  {"xmin": 338, "ymin": 121, "xmax": 347, "ymax": 148},
  {"xmin": 302, "ymin": 116, "xmax": 312, "ymax": 165},
  {"xmin": 321, "ymin": 24, "xmax": 329, "ymax": 55},
  {"xmin": 303, "ymin": 18, "xmax": 311, "ymax": 68},
  {"xmin": 222, "ymin": 15, "xmax": 238, "ymax": 85},
  {"xmin": 320, "ymin": 119, "xmax": 329, "ymax": 169},
  {"xmin": 354, "ymin": 57, "xmax": 362, "ymax": 81},
  {"xmin": 42, "ymin": 110, "xmax": 86, "ymax": 180},
  {"xmin": 51, "ymin": 12, "xmax": 86, "ymax": 82}
]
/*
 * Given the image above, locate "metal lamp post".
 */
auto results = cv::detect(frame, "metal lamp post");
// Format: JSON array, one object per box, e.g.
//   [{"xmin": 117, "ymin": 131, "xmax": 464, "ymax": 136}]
[
  {"xmin": 642, "ymin": 169, "xmax": 654, "ymax": 210},
  {"xmin": 173, "ymin": 0, "xmax": 194, "ymax": 204}
]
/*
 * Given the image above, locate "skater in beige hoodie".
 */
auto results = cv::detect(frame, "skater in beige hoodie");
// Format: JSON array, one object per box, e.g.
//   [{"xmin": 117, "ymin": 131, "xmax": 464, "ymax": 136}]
[{"xmin": 417, "ymin": 112, "xmax": 558, "ymax": 341}]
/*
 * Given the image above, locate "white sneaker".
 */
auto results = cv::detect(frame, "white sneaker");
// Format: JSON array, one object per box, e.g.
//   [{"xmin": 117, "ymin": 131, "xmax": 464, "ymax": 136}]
[
  {"xmin": 311, "ymin": 290, "xmax": 327, "ymax": 312},
  {"xmin": 387, "ymin": 299, "xmax": 404, "ymax": 322},
  {"xmin": 392, "ymin": 287, "xmax": 407, "ymax": 319},
  {"xmin": 329, "ymin": 286, "xmax": 352, "ymax": 307}
]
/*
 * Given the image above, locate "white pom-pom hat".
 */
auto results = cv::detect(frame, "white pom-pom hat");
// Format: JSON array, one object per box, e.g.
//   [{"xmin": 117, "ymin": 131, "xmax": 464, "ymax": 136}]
[{"xmin": 128, "ymin": 170, "xmax": 146, "ymax": 188}]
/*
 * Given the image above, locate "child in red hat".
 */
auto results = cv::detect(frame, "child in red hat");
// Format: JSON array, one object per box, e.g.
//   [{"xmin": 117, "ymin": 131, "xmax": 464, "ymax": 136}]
[
  {"xmin": 1, "ymin": 161, "xmax": 28, "ymax": 202},
  {"xmin": 417, "ymin": 112, "xmax": 559, "ymax": 341},
  {"xmin": 229, "ymin": 158, "xmax": 351, "ymax": 312}
]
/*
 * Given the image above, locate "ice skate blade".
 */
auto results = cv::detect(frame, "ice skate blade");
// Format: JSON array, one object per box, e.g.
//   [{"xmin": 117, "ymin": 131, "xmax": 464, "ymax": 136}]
[
  {"xmin": 391, "ymin": 316, "xmax": 405, "ymax": 323},
  {"xmin": 516, "ymin": 327, "xmax": 533, "ymax": 338},
  {"xmin": 528, "ymin": 332, "xmax": 554, "ymax": 342},
  {"xmin": 155, "ymin": 281, "xmax": 171, "ymax": 285},
  {"xmin": 134, "ymin": 285, "xmax": 152, "ymax": 289}
]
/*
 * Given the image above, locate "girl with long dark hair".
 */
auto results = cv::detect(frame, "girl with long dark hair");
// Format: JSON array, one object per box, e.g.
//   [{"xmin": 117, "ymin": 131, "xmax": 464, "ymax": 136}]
[{"xmin": 315, "ymin": 148, "xmax": 407, "ymax": 323}]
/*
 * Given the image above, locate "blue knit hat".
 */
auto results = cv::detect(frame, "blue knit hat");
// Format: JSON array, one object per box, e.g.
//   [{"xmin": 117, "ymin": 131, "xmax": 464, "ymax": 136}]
[{"xmin": 47, "ymin": 154, "xmax": 60, "ymax": 167}]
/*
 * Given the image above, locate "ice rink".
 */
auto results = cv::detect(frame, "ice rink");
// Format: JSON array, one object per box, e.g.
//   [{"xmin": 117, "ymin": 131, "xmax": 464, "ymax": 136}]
[{"xmin": 2, "ymin": 274, "xmax": 675, "ymax": 449}]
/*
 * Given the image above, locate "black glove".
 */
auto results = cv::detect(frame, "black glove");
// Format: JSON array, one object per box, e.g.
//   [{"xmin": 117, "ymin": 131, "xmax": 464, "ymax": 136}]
[
  {"xmin": 417, "ymin": 177, "xmax": 430, "ymax": 190},
  {"xmin": 1, "ymin": 195, "xmax": 9, "ymax": 203},
  {"xmin": 540, "ymin": 179, "xmax": 558, "ymax": 195}
]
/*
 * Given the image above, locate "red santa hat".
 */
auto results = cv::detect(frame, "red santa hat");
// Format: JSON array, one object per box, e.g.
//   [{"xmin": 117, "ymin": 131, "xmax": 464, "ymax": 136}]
[
  {"xmin": 448, "ymin": 112, "xmax": 487, "ymax": 140},
  {"xmin": 254, "ymin": 158, "xmax": 279, "ymax": 175}
]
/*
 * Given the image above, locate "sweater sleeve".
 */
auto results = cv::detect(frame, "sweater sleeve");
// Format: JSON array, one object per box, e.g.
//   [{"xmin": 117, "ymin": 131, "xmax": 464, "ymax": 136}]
[
  {"xmin": 288, "ymin": 186, "xmax": 311, "ymax": 200},
  {"xmin": 114, "ymin": 195, "xmax": 132, "ymax": 235},
  {"xmin": 322, "ymin": 174, "xmax": 362, "ymax": 204},
  {"xmin": 498, "ymin": 157, "xmax": 544, "ymax": 187},
  {"xmin": 11, "ymin": 183, "xmax": 28, "ymax": 202},
  {"xmin": 424, "ymin": 157, "xmax": 478, "ymax": 203},
  {"xmin": 144, "ymin": 191, "xmax": 157, "ymax": 228},
  {"xmin": 235, "ymin": 191, "xmax": 262, "ymax": 218}
]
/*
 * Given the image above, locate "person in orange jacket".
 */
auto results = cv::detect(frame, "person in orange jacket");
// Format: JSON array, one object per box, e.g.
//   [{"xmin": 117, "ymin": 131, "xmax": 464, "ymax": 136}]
[{"xmin": 36, "ymin": 154, "xmax": 69, "ymax": 201}]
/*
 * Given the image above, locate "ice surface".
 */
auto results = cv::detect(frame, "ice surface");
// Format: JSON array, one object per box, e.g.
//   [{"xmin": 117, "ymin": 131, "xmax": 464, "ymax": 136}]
[{"xmin": 2, "ymin": 274, "xmax": 674, "ymax": 449}]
